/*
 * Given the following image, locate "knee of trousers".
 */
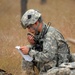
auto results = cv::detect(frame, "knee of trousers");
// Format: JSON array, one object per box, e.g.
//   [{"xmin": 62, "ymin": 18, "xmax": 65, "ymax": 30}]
[{"xmin": 21, "ymin": 58, "xmax": 34, "ymax": 70}]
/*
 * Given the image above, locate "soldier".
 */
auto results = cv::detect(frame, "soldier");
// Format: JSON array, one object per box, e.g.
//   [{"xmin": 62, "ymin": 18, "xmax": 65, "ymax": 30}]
[{"xmin": 20, "ymin": 9, "xmax": 72, "ymax": 75}]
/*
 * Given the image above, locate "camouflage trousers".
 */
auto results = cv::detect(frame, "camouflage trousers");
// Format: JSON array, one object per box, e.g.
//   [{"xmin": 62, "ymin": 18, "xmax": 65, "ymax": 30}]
[
  {"xmin": 22, "ymin": 59, "xmax": 75, "ymax": 75},
  {"xmin": 22, "ymin": 58, "xmax": 51, "ymax": 75},
  {"xmin": 21, "ymin": 58, "xmax": 56, "ymax": 75},
  {"xmin": 21, "ymin": 53, "xmax": 75, "ymax": 75},
  {"xmin": 46, "ymin": 67, "xmax": 75, "ymax": 75},
  {"xmin": 21, "ymin": 58, "xmax": 48, "ymax": 75},
  {"xmin": 22, "ymin": 58, "xmax": 35, "ymax": 75}
]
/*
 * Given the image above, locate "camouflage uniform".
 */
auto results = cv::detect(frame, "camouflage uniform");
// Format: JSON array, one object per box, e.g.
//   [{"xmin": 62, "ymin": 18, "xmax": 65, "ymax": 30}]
[
  {"xmin": 21, "ymin": 9, "xmax": 71, "ymax": 75},
  {"xmin": 27, "ymin": 23, "xmax": 70, "ymax": 75}
]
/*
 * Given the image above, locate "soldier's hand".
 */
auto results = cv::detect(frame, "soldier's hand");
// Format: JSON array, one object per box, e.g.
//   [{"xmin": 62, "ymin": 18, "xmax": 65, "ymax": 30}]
[
  {"xmin": 27, "ymin": 33, "xmax": 35, "ymax": 45},
  {"xmin": 20, "ymin": 46, "xmax": 29, "ymax": 55}
]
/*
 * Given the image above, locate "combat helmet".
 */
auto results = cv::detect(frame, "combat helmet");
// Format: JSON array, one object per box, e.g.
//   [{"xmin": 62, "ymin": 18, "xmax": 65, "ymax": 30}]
[{"xmin": 21, "ymin": 9, "xmax": 41, "ymax": 29}]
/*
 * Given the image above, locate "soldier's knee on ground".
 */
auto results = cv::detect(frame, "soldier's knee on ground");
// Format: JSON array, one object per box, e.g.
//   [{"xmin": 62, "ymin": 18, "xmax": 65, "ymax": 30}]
[
  {"xmin": 21, "ymin": 58, "xmax": 33, "ymax": 70},
  {"xmin": 21, "ymin": 58, "xmax": 35, "ymax": 75}
]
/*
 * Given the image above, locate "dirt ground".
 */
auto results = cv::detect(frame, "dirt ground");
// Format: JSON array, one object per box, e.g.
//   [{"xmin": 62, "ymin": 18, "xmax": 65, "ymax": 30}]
[{"xmin": 0, "ymin": 0, "xmax": 75, "ymax": 75}]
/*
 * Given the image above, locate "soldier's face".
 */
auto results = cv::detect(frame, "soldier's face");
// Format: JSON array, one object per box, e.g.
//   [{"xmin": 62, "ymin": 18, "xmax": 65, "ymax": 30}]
[
  {"xmin": 27, "ymin": 21, "xmax": 40, "ymax": 35},
  {"xmin": 27, "ymin": 24, "xmax": 36, "ymax": 35}
]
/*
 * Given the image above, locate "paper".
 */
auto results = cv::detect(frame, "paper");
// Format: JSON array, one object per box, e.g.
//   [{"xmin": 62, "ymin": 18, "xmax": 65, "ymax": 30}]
[{"xmin": 15, "ymin": 46, "xmax": 33, "ymax": 62}]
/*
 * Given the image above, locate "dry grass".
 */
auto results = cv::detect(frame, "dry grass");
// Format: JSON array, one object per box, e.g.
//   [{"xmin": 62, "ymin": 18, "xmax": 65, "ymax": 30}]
[{"xmin": 0, "ymin": 0, "xmax": 75, "ymax": 75}]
